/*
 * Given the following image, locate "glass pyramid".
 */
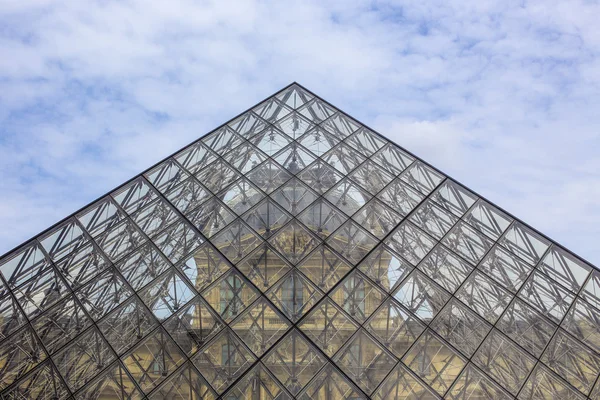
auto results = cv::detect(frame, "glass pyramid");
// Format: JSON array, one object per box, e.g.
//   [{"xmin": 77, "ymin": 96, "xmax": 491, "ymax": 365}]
[{"xmin": 0, "ymin": 83, "xmax": 599, "ymax": 400}]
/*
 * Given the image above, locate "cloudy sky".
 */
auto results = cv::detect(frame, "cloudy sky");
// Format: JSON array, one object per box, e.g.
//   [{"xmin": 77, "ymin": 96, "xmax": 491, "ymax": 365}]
[{"xmin": 1, "ymin": 0, "xmax": 599, "ymax": 266}]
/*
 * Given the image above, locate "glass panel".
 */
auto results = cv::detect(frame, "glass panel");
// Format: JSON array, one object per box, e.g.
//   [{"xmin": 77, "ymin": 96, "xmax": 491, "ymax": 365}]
[
  {"xmin": 139, "ymin": 268, "xmax": 195, "ymax": 321},
  {"xmin": 0, "ymin": 360, "xmax": 70, "ymax": 400},
  {"xmin": 254, "ymin": 96, "xmax": 292, "ymax": 122},
  {"xmin": 151, "ymin": 220, "xmax": 204, "ymax": 265},
  {"xmin": 392, "ymin": 270, "xmax": 450, "ymax": 323},
  {"xmin": 162, "ymin": 295, "xmax": 224, "ymax": 357},
  {"xmin": 184, "ymin": 197, "xmax": 236, "ymax": 238},
  {"xmin": 299, "ymin": 242, "xmax": 355, "ymax": 291},
  {"xmin": 497, "ymin": 298, "xmax": 556, "ymax": 358},
  {"xmin": 0, "ymin": 325, "xmax": 47, "ymax": 390},
  {"xmin": 149, "ymin": 361, "xmax": 216, "ymax": 400},
  {"xmin": 348, "ymin": 160, "xmax": 395, "ymax": 196},
  {"xmin": 297, "ymin": 198, "xmax": 348, "ymax": 239},
  {"xmin": 538, "ymin": 245, "xmax": 591, "ymax": 293},
  {"xmin": 333, "ymin": 329, "xmax": 397, "ymax": 394},
  {"xmin": 358, "ymin": 244, "xmax": 413, "ymax": 294},
  {"xmin": 327, "ymin": 221, "xmax": 379, "ymax": 265},
  {"xmin": 499, "ymin": 222, "xmax": 550, "ymax": 266},
  {"xmin": 98, "ymin": 296, "xmax": 158, "ymax": 356},
  {"xmin": 371, "ymin": 142, "xmax": 415, "ymax": 176},
  {"xmin": 269, "ymin": 177, "xmax": 318, "ymax": 216},
  {"xmin": 472, "ymin": 329, "xmax": 535, "ymax": 395},
  {"xmin": 297, "ymin": 96, "xmax": 336, "ymax": 122},
  {"xmin": 0, "ymin": 292, "xmax": 27, "ymax": 342},
  {"xmin": 518, "ymin": 271, "xmax": 575, "ymax": 323},
  {"xmin": 297, "ymin": 159, "xmax": 344, "ymax": 195},
  {"xmin": 417, "ymin": 245, "xmax": 472, "ymax": 293},
  {"xmin": 53, "ymin": 327, "xmax": 116, "ymax": 392},
  {"xmin": 264, "ymin": 329, "xmax": 326, "ymax": 395},
  {"xmin": 174, "ymin": 140, "xmax": 218, "ymax": 174},
  {"xmin": 321, "ymin": 143, "xmax": 367, "ymax": 175},
  {"xmin": 229, "ymin": 111, "xmax": 270, "ymax": 139},
  {"xmin": 403, "ymin": 330, "xmax": 466, "ymax": 395},
  {"xmin": 298, "ymin": 298, "xmax": 358, "ymax": 357},
  {"xmin": 330, "ymin": 270, "xmax": 387, "ymax": 324},
  {"xmin": 345, "ymin": 127, "xmax": 387, "ymax": 157},
  {"xmin": 268, "ymin": 221, "xmax": 320, "ymax": 264},
  {"xmin": 248, "ymin": 126, "xmax": 292, "ymax": 156},
  {"xmin": 219, "ymin": 177, "xmax": 265, "ymax": 215},
  {"xmin": 456, "ymin": 271, "xmax": 512, "ymax": 324},
  {"xmin": 267, "ymin": 270, "xmax": 322, "ymax": 322},
  {"xmin": 519, "ymin": 363, "xmax": 586, "ymax": 400},
  {"xmin": 273, "ymin": 112, "xmax": 315, "ymax": 140},
  {"xmin": 116, "ymin": 243, "xmax": 171, "ymax": 291},
  {"xmin": 201, "ymin": 126, "xmax": 244, "ymax": 155},
  {"xmin": 409, "ymin": 199, "xmax": 458, "ymax": 240},
  {"xmin": 298, "ymin": 363, "xmax": 366, "ymax": 400},
  {"xmin": 430, "ymin": 180, "xmax": 476, "ymax": 217},
  {"xmin": 562, "ymin": 297, "xmax": 600, "ymax": 354},
  {"xmin": 430, "ymin": 299, "xmax": 491, "ymax": 357},
  {"xmin": 193, "ymin": 159, "xmax": 240, "ymax": 194},
  {"xmin": 464, "ymin": 199, "xmax": 512, "ymax": 241},
  {"xmin": 272, "ymin": 141, "xmax": 317, "ymax": 174},
  {"xmin": 324, "ymin": 179, "xmax": 372, "ymax": 217},
  {"xmin": 242, "ymin": 198, "xmax": 291, "ymax": 238},
  {"xmin": 164, "ymin": 177, "xmax": 212, "ymax": 215},
  {"xmin": 223, "ymin": 362, "xmax": 291, "ymax": 400},
  {"xmin": 373, "ymin": 363, "xmax": 437, "ymax": 400},
  {"xmin": 121, "ymin": 327, "xmax": 186, "ymax": 394},
  {"xmin": 478, "ymin": 244, "xmax": 533, "ymax": 293},
  {"xmin": 30, "ymin": 294, "xmax": 92, "ymax": 355},
  {"xmin": 95, "ymin": 218, "xmax": 145, "ymax": 263},
  {"xmin": 365, "ymin": 299, "xmax": 425, "ymax": 359},
  {"xmin": 192, "ymin": 328, "xmax": 256, "ymax": 394},
  {"xmin": 352, "ymin": 198, "xmax": 403, "ymax": 239},
  {"xmin": 400, "ymin": 161, "xmax": 443, "ymax": 196},
  {"xmin": 222, "ymin": 142, "xmax": 268, "ymax": 174},
  {"xmin": 237, "ymin": 244, "xmax": 292, "ymax": 291},
  {"xmin": 201, "ymin": 271, "xmax": 258, "ymax": 323},
  {"xmin": 541, "ymin": 329, "xmax": 600, "ymax": 394},
  {"xmin": 296, "ymin": 127, "xmax": 340, "ymax": 157},
  {"xmin": 75, "ymin": 267, "xmax": 132, "ymax": 321},
  {"xmin": 210, "ymin": 220, "xmax": 263, "ymax": 263},
  {"xmin": 385, "ymin": 223, "xmax": 436, "ymax": 266},
  {"xmin": 321, "ymin": 112, "xmax": 360, "ymax": 138},
  {"xmin": 176, "ymin": 242, "xmax": 231, "ymax": 292},
  {"xmin": 246, "ymin": 160, "xmax": 292, "ymax": 195},
  {"xmin": 131, "ymin": 199, "xmax": 180, "ymax": 238},
  {"xmin": 442, "ymin": 221, "xmax": 493, "ymax": 265},
  {"xmin": 447, "ymin": 363, "xmax": 513, "ymax": 400},
  {"xmin": 112, "ymin": 176, "xmax": 158, "ymax": 215},
  {"xmin": 145, "ymin": 159, "xmax": 190, "ymax": 194},
  {"xmin": 231, "ymin": 297, "xmax": 290, "ymax": 357},
  {"xmin": 377, "ymin": 177, "xmax": 424, "ymax": 216}
]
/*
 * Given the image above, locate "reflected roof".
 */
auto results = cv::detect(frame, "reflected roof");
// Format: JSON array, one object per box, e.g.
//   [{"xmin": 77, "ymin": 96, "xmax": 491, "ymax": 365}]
[{"xmin": 0, "ymin": 83, "xmax": 599, "ymax": 399}]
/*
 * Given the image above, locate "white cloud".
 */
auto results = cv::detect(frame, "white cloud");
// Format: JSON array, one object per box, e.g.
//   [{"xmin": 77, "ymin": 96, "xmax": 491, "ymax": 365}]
[{"xmin": 0, "ymin": 0, "xmax": 599, "ymax": 266}]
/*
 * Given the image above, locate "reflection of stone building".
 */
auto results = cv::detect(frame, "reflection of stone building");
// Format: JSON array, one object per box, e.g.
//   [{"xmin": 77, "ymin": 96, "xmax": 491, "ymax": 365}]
[{"xmin": 1, "ymin": 84, "xmax": 600, "ymax": 400}]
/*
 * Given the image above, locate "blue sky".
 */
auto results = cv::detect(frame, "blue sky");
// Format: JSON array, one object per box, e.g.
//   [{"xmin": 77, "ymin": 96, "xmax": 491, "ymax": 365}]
[{"xmin": 1, "ymin": 0, "xmax": 599, "ymax": 265}]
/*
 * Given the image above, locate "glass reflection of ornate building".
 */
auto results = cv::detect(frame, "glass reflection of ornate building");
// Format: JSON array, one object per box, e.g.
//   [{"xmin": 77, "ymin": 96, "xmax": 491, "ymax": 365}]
[{"xmin": 0, "ymin": 83, "xmax": 599, "ymax": 400}]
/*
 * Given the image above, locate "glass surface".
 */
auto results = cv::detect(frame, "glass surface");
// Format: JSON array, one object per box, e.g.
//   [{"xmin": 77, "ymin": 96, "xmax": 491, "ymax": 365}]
[{"xmin": 0, "ymin": 83, "xmax": 598, "ymax": 399}]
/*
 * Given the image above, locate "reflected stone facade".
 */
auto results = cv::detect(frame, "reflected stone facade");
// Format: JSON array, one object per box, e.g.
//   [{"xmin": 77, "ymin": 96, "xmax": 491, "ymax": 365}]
[{"xmin": 0, "ymin": 83, "xmax": 599, "ymax": 399}]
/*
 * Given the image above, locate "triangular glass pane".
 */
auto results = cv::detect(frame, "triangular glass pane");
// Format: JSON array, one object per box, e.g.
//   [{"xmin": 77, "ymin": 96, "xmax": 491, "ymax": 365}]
[
  {"xmin": 242, "ymin": 198, "xmax": 292, "ymax": 238},
  {"xmin": 176, "ymin": 241, "xmax": 231, "ymax": 292},
  {"xmin": 519, "ymin": 364, "xmax": 586, "ymax": 400},
  {"xmin": 138, "ymin": 268, "xmax": 195, "ymax": 321},
  {"xmin": 409, "ymin": 198, "xmax": 458, "ymax": 240},
  {"xmin": 455, "ymin": 271, "xmax": 512, "ymax": 324},
  {"xmin": 201, "ymin": 126, "xmax": 244, "ymax": 155},
  {"xmin": 352, "ymin": 198, "xmax": 403, "ymax": 239},
  {"xmin": 112, "ymin": 176, "xmax": 158, "ymax": 216},
  {"xmin": 184, "ymin": 196, "xmax": 236, "ymax": 238},
  {"xmin": 321, "ymin": 112, "xmax": 360, "ymax": 138},
  {"xmin": 373, "ymin": 363, "xmax": 438, "ymax": 400},
  {"xmin": 229, "ymin": 111, "xmax": 269, "ymax": 140},
  {"xmin": 348, "ymin": 160, "xmax": 395, "ymax": 196},
  {"xmin": 222, "ymin": 142, "xmax": 268, "ymax": 174},
  {"xmin": 219, "ymin": 177, "xmax": 265, "ymax": 215},
  {"xmin": 174, "ymin": 141, "xmax": 219, "ymax": 175},
  {"xmin": 297, "ymin": 97, "xmax": 336, "ymax": 123},
  {"xmin": 116, "ymin": 243, "xmax": 171, "ymax": 291},
  {"xmin": 254, "ymin": 97, "xmax": 293, "ymax": 123},
  {"xmin": 276, "ymin": 84, "xmax": 314, "ymax": 109},
  {"xmin": 345, "ymin": 127, "xmax": 387, "ymax": 157},
  {"xmin": 447, "ymin": 363, "xmax": 513, "ymax": 400},
  {"xmin": 193, "ymin": 159, "xmax": 240, "ymax": 194},
  {"xmin": 164, "ymin": 177, "xmax": 212, "ymax": 215},
  {"xmin": 297, "ymin": 159, "xmax": 344, "ymax": 195},
  {"xmin": 392, "ymin": 270, "xmax": 450, "ymax": 323},
  {"xmin": 417, "ymin": 245, "xmax": 473, "ymax": 293},
  {"xmin": 327, "ymin": 221, "xmax": 379, "ymax": 265},
  {"xmin": 384, "ymin": 222, "xmax": 436, "ymax": 266},
  {"xmin": 145, "ymin": 159, "xmax": 190, "ymax": 194},
  {"xmin": 75, "ymin": 361, "xmax": 144, "ymax": 400},
  {"xmin": 209, "ymin": 220, "xmax": 263, "ymax": 263},
  {"xmin": 321, "ymin": 142, "xmax": 367, "ymax": 175},
  {"xmin": 75, "ymin": 267, "xmax": 133, "ymax": 321},
  {"xmin": 296, "ymin": 127, "xmax": 340, "ymax": 157},
  {"xmin": 377, "ymin": 177, "xmax": 424, "ymax": 216},
  {"xmin": 298, "ymin": 363, "xmax": 366, "ymax": 400},
  {"xmin": 400, "ymin": 161, "xmax": 444, "ymax": 196},
  {"xmin": 247, "ymin": 160, "xmax": 292, "ymax": 195},
  {"xmin": 0, "ymin": 325, "xmax": 47, "ymax": 390},
  {"xmin": 371, "ymin": 142, "xmax": 415, "ymax": 176},
  {"xmin": 430, "ymin": 180, "xmax": 477, "ymax": 218},
  {"xmin": 0, "ymin": 360, "xmax": 71, "ymax": 400}
]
